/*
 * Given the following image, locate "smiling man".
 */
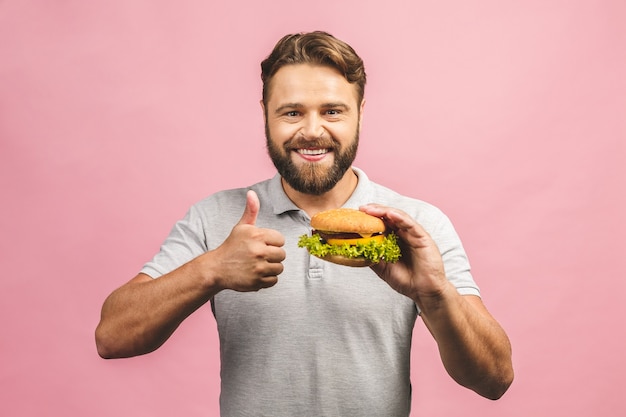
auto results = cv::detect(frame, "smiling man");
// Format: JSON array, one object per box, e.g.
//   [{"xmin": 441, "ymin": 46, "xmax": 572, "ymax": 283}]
[
  {"xmin": 96, "ymin": 31, "xmax": 513, "ymax": 417},
  {"xmin": 264, "ymin": 64, "xmax": 362, "ymax": 197}
]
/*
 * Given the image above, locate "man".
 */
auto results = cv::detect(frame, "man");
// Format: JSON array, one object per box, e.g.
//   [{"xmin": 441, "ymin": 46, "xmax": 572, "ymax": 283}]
[{"xmin": 96, "ymin": 31, "xmax": 513, "ymax": 416}]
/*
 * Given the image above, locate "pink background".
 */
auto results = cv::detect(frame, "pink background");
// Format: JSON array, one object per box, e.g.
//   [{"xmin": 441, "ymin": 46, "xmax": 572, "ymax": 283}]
[{"xmin": 1, "ymin": 1, "xmax": 625, "ymax": 416}]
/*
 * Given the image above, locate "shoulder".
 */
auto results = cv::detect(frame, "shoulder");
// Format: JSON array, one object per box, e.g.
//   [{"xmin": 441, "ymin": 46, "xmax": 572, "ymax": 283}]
[
  {"xmin": 193, "ymin": 177, "xmax": 273, "ymax": 211},
  {"xmin": 355, "ymin": 167, "xmax": 444, "ymax": 219},
  {"xmin": 368, "ymin": 180, "xmax": 447, "ymax": 222},
  {"xmin": 193, "ymin": 187, "xmax": 247, "ymax": 215}
]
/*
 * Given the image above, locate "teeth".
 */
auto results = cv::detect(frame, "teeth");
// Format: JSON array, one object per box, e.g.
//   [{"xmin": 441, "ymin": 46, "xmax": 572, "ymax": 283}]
[{"xmin": 297, "ymin": 148, "xmax": 329, "ymax": 155}]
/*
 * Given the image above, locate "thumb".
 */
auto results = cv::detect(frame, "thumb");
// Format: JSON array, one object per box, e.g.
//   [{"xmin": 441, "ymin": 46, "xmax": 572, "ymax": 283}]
[{"xmin": 238, "ymin": 190, "xmax": 260, "ymax": 226}]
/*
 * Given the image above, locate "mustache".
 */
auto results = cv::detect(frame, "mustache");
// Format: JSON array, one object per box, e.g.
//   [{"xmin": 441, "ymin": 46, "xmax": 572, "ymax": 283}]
[{"xmin": 284, "ymin": 136, "xmax": 338, "ymax": 150}]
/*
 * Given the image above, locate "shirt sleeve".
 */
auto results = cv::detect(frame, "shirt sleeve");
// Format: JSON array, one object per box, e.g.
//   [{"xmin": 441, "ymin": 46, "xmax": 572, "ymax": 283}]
[
  {"xmin": 430, "ymin": 212, "xmax": 480, "ymax": 297},
  {"xmin": 140, "ymin": 205, "xmax": 207, "ymax": 279}
]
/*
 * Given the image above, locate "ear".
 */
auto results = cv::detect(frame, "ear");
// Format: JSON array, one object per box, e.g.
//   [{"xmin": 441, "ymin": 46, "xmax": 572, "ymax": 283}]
[
  {"xmin": 358, "ymin": 98, "xmax": 366, "ymax": 128},
  {"xmin": 260, "ymin": 100, "xmax": 267, "ymax": 124}
]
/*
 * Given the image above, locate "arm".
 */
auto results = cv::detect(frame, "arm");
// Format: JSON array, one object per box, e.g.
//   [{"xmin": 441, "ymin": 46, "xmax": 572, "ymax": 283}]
[
  {"xmin": 360, "ymin": 204, "xmax": 513, "ymax": 400},
  {"xmin": 95, "ymin": 190, "xmax": 285, "ymax": 359}
]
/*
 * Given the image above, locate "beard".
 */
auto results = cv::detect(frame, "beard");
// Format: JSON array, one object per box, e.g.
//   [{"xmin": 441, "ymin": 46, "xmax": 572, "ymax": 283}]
[{"xmin": 266, "ymin": 126, "xmax": 359, "ymax": 196}]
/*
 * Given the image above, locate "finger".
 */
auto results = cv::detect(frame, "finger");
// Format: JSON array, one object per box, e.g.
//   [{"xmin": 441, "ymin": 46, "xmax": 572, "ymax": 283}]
[
  {"xmin": 384, "ymin": 209, "xmax": 417, "ymax": 231},
  {"xmin": 262, "ymin": 229, "xmax": 286, "ymax": 247},
  {"xmin": 360, "ymin": 204, "xmax": 412, "ymax": 230},
  {"xmin": 257, "ymin": 261, "xmax": 284, "ymax": 282},
  {"xmin": 258, "ymin": 275, "xmax": 279, "ymax": 289},
  {"xmin": 238, "ymin": 190, "xmax": 260, "ymax": 226},
  {"xmin": 361, "ymin": 204, "xmax": 429, "ymax": 240},
  {"xmin": 359, "ymin": 203, "xmax": 393, "ymax": 219},
  {"xmin": 264, "ymin": 246, "xmax": 286, "ymax": 263}
]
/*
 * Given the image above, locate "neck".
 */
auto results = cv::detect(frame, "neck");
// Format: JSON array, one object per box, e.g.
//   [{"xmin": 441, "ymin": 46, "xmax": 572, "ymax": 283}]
[{"xmin": 281, "ymin": 168, "xmax": 359, "ymax": 217}]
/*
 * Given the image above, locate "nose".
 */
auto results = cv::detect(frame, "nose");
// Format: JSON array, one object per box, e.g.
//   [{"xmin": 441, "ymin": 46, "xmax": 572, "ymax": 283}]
[{"xmin": 299, "ymin": 113, "xmax": 325, "ymax": 140}]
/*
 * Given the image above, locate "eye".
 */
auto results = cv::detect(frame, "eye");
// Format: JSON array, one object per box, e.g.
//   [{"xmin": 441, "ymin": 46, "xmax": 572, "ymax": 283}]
[
  {"xmin": 285, "ymin": 111, "xmax": 300, "ymax": 117},
  {"xmin": 325, "ymin": 109, "xmax": 341, "ymax": 116}
]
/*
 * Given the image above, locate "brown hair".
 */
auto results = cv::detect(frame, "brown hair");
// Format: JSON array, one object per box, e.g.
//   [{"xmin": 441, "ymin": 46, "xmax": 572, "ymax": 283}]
[{"xmin": 261, "ymin": 31, "xmax": 366, "ymax": 105}]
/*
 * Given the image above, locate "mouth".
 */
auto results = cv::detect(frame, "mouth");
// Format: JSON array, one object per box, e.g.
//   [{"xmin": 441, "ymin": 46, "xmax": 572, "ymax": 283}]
[
  {"xmin": 293, "ymin": 147, "xmax": 332, "ymax": 162},
  {"xmin": 296, "ymin": 148, "xmax": 330, "ymax": 156}
]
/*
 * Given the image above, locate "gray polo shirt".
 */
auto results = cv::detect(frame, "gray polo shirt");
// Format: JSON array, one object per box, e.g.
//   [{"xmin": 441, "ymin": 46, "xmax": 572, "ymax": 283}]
[{"xmin": 142, "ymin": 167, "xmax": 479, "ymax": 417}]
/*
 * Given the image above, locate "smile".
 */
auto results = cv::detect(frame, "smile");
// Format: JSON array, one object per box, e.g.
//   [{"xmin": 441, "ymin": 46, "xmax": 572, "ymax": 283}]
[{"xmin": 296, "ymin": 148, "xmax": 330, "ymax": 155}]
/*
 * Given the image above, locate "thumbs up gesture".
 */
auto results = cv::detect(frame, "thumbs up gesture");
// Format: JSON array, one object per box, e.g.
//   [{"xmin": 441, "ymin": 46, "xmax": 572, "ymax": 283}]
[
  {"xmin": 209, "ymin": 190, "xmax": 286, "ymax": 292},
  {"xmin": 238, "ymin": 188, "xmax": 261, "ymax": 226}
]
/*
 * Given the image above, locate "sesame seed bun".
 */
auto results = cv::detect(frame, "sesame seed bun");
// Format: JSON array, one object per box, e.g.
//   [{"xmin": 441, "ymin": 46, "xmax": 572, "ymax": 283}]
[{"xmin": 311, "ymin": 208, "xmax": 385, "ymax": 234}]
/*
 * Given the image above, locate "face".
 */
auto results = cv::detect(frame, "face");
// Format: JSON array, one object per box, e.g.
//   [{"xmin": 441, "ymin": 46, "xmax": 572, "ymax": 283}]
[{"xmin": 263, "ymin": 64, "xmax": 364, "ymax": 195}]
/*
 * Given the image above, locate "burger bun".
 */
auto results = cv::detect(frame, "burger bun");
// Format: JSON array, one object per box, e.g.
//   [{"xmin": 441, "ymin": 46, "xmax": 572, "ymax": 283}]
[
  {"xmin": 311, "ymin": 208, "xmax": 385, "ymax": 234},
  {"xmin": 317, "ymin": 254, "xmax": 375, "ymax": 267}
]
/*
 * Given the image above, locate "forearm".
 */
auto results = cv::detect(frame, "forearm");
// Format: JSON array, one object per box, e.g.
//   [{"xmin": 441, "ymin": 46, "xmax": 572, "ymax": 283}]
[
  {"xmin": 419, "ymin": 286, "xmax": 514, "ymax": 399},
  {"xmin": 95, "ymin": 191, "xmax": 284, "ymax": 359},
  {"xmin": 95, "ymin": 259, "xmax": 219, "ymax": 359}
]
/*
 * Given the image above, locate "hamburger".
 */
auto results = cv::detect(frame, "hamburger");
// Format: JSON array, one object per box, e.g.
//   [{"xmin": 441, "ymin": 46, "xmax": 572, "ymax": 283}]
[{"xmin": 298, "ymin": 208, "xmax": 401, "ymax": 267}]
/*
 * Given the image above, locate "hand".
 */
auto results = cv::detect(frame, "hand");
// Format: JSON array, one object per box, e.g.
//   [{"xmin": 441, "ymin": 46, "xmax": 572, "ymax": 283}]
[
  {"xmin": 207, "ymin": 190, "xmax": 286, "ymax": 292},
  {"xmin": 361, "ymin": 205, "xmax": 515, "ymax": 399},
  {"xmin": 359, "ymin": 204, "xmax": 450, "ymax": 304}
]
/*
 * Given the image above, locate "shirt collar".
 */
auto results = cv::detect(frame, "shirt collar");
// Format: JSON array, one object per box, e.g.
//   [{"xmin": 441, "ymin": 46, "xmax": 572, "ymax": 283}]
[
  {"xmin": 268, "ymin": 173, "xmax": 299, "ymax": 215},
  {"xmin": 269, "ymin": 166, "xmax": 374, "ymax": 216}
]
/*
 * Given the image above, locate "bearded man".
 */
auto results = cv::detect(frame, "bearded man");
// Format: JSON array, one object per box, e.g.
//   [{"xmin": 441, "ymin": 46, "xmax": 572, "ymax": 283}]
[{"xmin": 96, "ymin": 31, "xmax": 513, "ymax": 417}]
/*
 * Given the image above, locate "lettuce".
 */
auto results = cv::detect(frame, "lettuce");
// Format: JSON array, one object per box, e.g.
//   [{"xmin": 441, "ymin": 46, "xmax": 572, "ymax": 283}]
[{"xmin": 297, "ymin": 232, "xmax": 401, "ymax": 264}]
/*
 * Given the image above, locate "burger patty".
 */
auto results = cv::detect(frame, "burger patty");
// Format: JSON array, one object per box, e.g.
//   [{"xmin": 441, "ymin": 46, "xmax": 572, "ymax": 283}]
[{"xmin": 314, "ymin": 230, "xmax": 384, "ymax": 242}]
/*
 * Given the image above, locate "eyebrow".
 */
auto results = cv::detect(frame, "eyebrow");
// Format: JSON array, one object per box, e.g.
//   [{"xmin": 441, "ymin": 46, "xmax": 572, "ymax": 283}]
[
  {"xmin": 274, "ymin": 103, "xmax": 303, "ymax": 115},
  {"xmin": 274, "ymin": 102, "xmax": 351, "ymax": 115}
]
